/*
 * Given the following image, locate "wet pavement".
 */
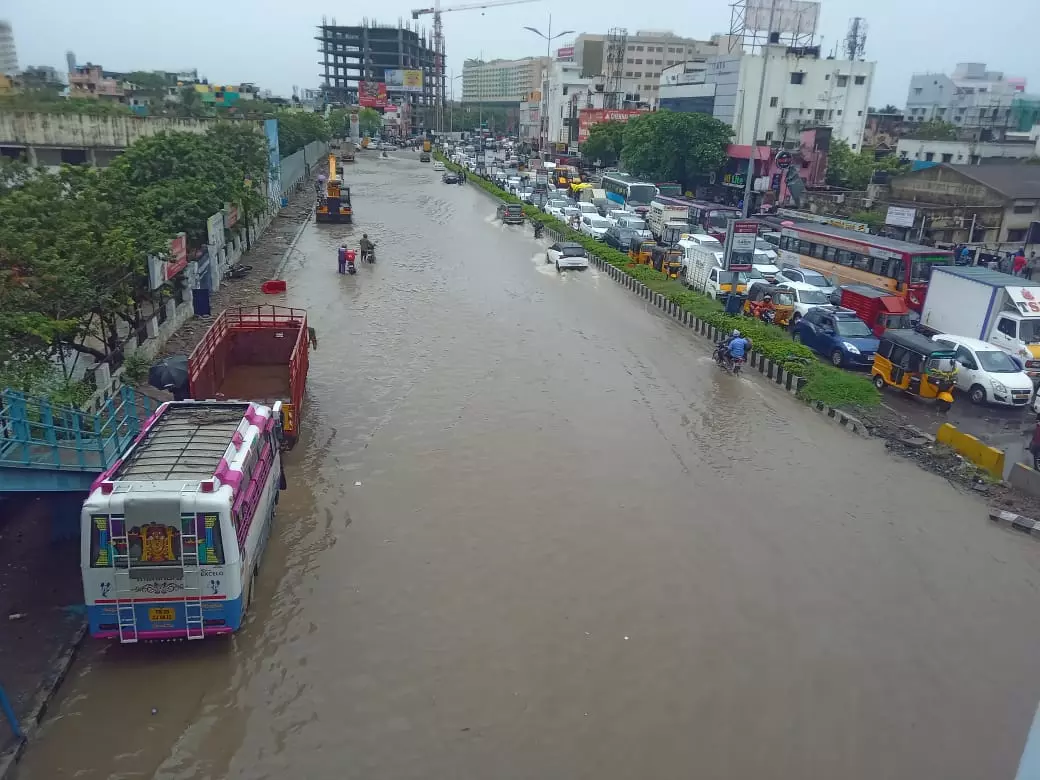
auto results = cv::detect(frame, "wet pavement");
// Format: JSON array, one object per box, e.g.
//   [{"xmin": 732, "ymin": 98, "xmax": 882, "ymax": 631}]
[{"xmin": 15, "ymin": 150, "xmax": 1040, "ymax": 780}]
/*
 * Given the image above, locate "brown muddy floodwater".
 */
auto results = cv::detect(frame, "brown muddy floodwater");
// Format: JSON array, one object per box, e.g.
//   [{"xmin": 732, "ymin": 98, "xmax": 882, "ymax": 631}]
[{"xmin": 16, "ymin": 151, "xmax": 1040, "ymax": 780}]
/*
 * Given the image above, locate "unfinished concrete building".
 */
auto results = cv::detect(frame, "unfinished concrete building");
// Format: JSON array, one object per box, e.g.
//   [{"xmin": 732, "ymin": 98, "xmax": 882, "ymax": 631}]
[{"xmin": 317, "ymin": 18, "xmax": 436, "ymax": 132}]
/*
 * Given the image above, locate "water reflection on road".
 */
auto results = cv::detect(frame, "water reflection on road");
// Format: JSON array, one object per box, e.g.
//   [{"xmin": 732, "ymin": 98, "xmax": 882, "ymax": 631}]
[{"xmin": 17, "ymin": 151, "xmax": 1040, "ymax": 780}]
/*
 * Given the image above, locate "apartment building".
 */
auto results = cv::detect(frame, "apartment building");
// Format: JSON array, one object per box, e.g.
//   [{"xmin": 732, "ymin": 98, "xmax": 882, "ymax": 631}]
[
  {"xmin": 658, "ymin": 44, "xmax": 874, "ymax": 149},
  {"xmin": 461, "ymin": 56, "xmax": 549, "ymax": 105},
  {"xmin": 905, "ymin": 62, "xmax": 1033, "ymax": 131}
]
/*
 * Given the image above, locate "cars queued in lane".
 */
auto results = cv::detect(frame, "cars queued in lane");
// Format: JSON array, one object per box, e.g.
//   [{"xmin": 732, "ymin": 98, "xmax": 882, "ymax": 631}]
[
  {"xmin": 547, "ymin": 241, "xmax": 590, "ymax": 271},
  {"xmin": 791, "ymin": 306, "xmax": 879, "ymax": 369}
]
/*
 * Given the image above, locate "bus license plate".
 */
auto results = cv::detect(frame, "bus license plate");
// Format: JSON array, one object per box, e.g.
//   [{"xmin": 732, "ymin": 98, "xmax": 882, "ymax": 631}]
[{"xmin": 149, "ymin": 607, "xmax": 175, "ymax": 622}]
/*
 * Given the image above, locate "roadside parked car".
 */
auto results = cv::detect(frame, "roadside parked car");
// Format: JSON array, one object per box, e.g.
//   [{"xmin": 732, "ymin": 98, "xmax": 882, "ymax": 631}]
[
  {"xmin": 776, "ymin": 281, "xmax": 831, "ymax": 326},
  {"xmin": 791, "ymin": 306, "xmax": 879, "ymax": 368},
  {"xmin": 580, "ymin": 215, "xmax": 612, "ymax": 240},
  {"xmin": 777, "ymin": 265, "xmax": 837, "ymax": 298},
  {"xmin": 932, "ymin": 334, "xmax": 1035, "ymax": 406},
  {"xmin": 547, "ymin": 241, "xmax": 589, "ymax": 271}
]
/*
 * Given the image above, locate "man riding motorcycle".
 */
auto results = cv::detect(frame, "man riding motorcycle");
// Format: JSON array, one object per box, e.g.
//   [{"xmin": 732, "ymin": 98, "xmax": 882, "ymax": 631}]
[
  {"xmin": 720, "ymin": 329, "xmax": 752, "ymax": 367},
  {"xmin": 359, "ymin": 233, "xmax": 375, "ymax": 262}
]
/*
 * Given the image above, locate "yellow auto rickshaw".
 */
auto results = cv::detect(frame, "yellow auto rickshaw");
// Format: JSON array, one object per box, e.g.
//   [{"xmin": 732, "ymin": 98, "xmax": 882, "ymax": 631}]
[
  {"xmin": 871, "ymin": 329, "xmax": 957, "ymax": 411},
  {"xmin": 742, "ymin": 283, "xmax": 795, "ymax": 327},
  {"xmin": 651, "ymin": 245, "xmax": 683, "ymax": 278},
  {"xmin": 628, "ymin": 238, "xmax": 656, "ymax": 265}
]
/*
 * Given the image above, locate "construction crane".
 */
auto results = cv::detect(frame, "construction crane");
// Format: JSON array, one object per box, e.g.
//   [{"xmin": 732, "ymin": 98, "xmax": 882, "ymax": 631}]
[{"xmin": 412, "ymin": 0, "xmax": 541, "ymax": 128}]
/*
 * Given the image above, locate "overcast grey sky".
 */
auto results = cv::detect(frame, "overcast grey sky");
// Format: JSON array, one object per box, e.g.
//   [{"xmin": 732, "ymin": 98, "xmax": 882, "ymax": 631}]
[{"xmin": 6, "ymin": 0, "xmax": 1039, "ymax": 108}]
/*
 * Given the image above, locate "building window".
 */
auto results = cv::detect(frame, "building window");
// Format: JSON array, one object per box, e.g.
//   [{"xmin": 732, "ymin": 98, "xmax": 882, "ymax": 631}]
[
  {"xmin": 635, "ymin": 59, "xmax": 642, "ymax": 64},
  {"xmin": 790, "ymin": 72, "xmax": 804, "ymax": 84},
  {"xmin": 854, "ymin": 75, "xmax": 865, "ymax": 85},
  {"xmin": 851, "ymin": 143, "xmax": 857, "ymax": 149},
  {"xmin": 764, "ymin": 131, "xmax": 773, "ymax": 142},
  {"xmin": 942, "ymin": 153, "xmax": 953, "ymax": 162},
  {"xmin": 625, "ymin": 71, "xmax": 633, "ymax": 77},
  {"xmin": 836, "ymin": 75, "xmax": 848, "ymax": 87},
  {"xmin": 1008, "ymin": 229, "xmax": 1028, "ymax": 242},
  {"xmin": 857, "ymin": 110, "xmax": 863, "ymax": 116},
  {"xmin": 1013, "ymin": 204, "xmax": 1035, "ymax": 214},
  {"xmin": 837, "ymin": 109, "xmax": 842, "ymax": 116},
  {"xmin": 633, "ymin": 72, "xmax": 641, "ymax": 77},
  {"xmin": 925, "ymin": 152, "xmax": 934, "ymax": 161},
  {"xmin": 769, "ymin": 96, "xmax": 778, "ymax": 107},
  {"xmin": 636, "ymin": 45, "xmax": 644, "ymax": 51},
  {"xmin": 627, "ymin": 45, "xmax": 634, "ymax": 51},
  {"xmin": 913, "ymin": 87, "xmax": 922, "ymax": 95},
  {"xmin": 655, "ymin": 59, "xmax": 662, "ymax": 65}
]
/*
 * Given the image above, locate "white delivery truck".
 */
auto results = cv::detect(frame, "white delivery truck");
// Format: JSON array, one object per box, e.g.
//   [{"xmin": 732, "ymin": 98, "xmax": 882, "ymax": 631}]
[
  {"xmin": 682, "ymin": 243, "xmax": 748, "ymax": 299},
  {"xmin": 648, "ymin": 199, "xmax": 691, "ymax": 241},
  {"xmin": 919, "ymin": 265, "xmax": 1040, "ymax": 382}
]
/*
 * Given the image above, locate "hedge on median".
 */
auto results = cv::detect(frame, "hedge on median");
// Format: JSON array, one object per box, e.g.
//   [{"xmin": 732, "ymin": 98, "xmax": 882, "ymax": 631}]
[{"xmin": 433, "ymin": 151, "xmax": 879, "ymax": 408}]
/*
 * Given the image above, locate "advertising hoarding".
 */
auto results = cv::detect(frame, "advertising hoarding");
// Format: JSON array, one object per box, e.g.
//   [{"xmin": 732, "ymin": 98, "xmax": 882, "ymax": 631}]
[
  {"xmin": 577, "ymin": 108, "xmax": 647, "ymax": 143},
  {"xmin": 885, "ymin": 206, "xmax": 917, "ymax": 228},
  {"xmin": 165, "ymin": 232, "xmax": 188, "ymax": 281},
  {"xmin": 359, "ymin": 81, "xmax": 388, "ymax": 108},
  {"xmin": 724, "ymin": 220, "xmax": 758, "ymax": 272},
  {"xmin": 745, "ymin": 0, "xmax": 820, "ymax": 36},
  {"xmin": 385, "ymin": 69, "xmax": 423, "ymax": 93},
  {"xmin": 556, "ymin": 46, "xmax": 575, "ymax": 60}
]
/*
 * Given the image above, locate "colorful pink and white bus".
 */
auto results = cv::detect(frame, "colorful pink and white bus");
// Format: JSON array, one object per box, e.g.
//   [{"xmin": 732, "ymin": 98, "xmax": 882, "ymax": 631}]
[{"xmin": 81, "ymin": 400, "xmax": 285, "ymax": 642}]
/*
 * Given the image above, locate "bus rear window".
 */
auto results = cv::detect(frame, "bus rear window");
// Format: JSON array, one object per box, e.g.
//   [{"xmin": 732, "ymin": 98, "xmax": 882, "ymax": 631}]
[{"xmin": 89, "ymin": 513, "xmax": 225, "ymax": 567}]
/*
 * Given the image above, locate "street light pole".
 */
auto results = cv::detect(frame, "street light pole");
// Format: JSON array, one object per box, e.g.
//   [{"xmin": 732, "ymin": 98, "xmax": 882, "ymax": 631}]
[
  {"xmin": 523, "ymin": 16, "xmax": 575, "ymax": 159},
  {"xmin": 741, "ymin": 0, "xmax": 777, "ymax": 218}
]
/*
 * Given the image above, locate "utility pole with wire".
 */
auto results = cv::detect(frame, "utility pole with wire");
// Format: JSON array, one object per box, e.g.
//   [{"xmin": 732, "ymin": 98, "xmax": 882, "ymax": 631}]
[{"xmin": 741, "ymin": 0, "xmax": 778, "ymax": 219}]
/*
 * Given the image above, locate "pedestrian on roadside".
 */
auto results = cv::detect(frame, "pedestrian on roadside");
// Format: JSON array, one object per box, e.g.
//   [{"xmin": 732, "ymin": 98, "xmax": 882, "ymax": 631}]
[
  {"xmin": 337, "ymin": 244, "xmax": 347, "ymax": 274},
  {"xmin": 1014, "ymin": 250, "xmax": 1028, "ymax": 277}
]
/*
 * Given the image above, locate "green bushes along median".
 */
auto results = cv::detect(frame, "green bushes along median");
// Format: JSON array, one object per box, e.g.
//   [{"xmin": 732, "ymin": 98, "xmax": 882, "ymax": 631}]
[{"xmin": 433, "ymin": 152, "xmax": 879, "ymax": 409}]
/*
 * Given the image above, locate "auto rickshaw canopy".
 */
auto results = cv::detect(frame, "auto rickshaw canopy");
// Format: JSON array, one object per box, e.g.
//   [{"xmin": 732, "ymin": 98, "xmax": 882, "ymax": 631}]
[{"xmin": 746, "ymin": 282, "xmax": 795, "ymax": 307}]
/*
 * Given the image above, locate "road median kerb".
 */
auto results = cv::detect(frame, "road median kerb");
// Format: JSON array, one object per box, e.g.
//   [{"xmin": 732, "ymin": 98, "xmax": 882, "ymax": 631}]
[
  {"xmin": 436, "ymin": 151, "xmax": 873, "ymax": 438},
  {"xmin": 988, "ymin": 509, "xmax": 1040, "ymax": 538}
]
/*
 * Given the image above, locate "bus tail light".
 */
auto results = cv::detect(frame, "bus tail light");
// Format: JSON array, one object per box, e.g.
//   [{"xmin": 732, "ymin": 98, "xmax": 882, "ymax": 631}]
[
  {"xmin": 200, "ymin": 480, "xmax": 215, "ymax": 493},
  {"xmin": 100, "ymin": 482, "xmax": 114, "ymax": 495}
]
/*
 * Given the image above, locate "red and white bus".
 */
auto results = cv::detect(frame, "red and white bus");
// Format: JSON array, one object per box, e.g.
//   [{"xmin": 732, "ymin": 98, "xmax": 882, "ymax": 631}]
[
  {"xmin": 687, "ymin": 200, "xmax": 741, "ymax": 242},
  {"xmin": 779, "ymin": 223, "xmax": 953, "ymax": 311}
]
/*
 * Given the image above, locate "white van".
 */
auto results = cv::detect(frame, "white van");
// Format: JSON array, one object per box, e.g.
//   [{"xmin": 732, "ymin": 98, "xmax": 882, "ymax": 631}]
[
  {"xmin": 683, "ymin": 245, "xmax": 740, "ymax": 299},
  {"xmin": 932, "ymin": 334, "xmax": 1035, "ymax": 407}
]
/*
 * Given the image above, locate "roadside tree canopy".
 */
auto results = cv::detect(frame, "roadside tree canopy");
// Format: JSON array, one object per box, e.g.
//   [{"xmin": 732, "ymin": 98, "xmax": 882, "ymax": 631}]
[{"xmin": 621, "ymin": 111, "xmax": 732, "ymax": 190}]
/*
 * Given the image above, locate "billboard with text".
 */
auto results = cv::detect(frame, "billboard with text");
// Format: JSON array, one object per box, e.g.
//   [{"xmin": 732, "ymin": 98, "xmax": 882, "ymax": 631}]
[
  {"xmin": 577, "ymin": 108, "xmax": 647, "ymax": 143},
  {"xmin": 359, "ymin": 81, "xmax": 388, "ymax": 108},
  {"xmin": 385, "ymin": 69, "xmax": 423, "ymax": 93}
]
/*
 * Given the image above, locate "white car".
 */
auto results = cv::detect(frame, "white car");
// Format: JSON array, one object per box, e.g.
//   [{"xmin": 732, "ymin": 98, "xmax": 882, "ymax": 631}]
[
  {"xmin": 433, "ymin": 162, "xmax": 445, "ymax": 171},
  {"xmin": 578, "ymin": 202, "xmax": 599, "ymax": 216},
  {"xmin": 755, "ymin": 238, "xmax": 778, "ymax": 261},
  {"xmin": 751, "ymin": 261, "xmax": 782, "ymax": 283},
  {"xmin": 616, "ymin": 215, "xmax": 652, "ymax": 238},
  {"xmin": 777, "ymin": 281, "xmax": 831, "ymax": 325},
  {"xmin": 580, "ymin": 215, "xmax": 611, "ymax": 240},
  {"xmin": 545, "ymin": 199, "xmax": 569, "ymax": 217},
  {"xmin": 777, "ymin": 265, "xmax": 837, "ymax": 298},
  {"xmin": 561, "ymin": 205, "xmax": 582, "ymax": 222},
  {"xmin": 932, "ymin": 334, "xmax": 1035, "ymax": 407},
  {"xmin": 547, "ymin": 241, "xmax": 589, "ymax": 271},
  {"xmin": 605, "ymin": 209, "xmax": 631, "ymax": 227}
]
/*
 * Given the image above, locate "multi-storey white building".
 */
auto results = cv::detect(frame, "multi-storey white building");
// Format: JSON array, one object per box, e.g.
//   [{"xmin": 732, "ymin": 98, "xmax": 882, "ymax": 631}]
[
  {"xmin": 0, "ymin": 20, "xmax": 18, "ymax": 77},
  {"xmin": 572, "ymin": 30, "xmax": 727, "ymax": 108},
  {"xmin": 461, "ymin": 56, "xmax": 549, "ymax": 105},
  {"xmin": 657, "ymin": 44, "xmax": 874, "ymax": 149},
  {"xmin": 904, "ymin": 63, "xmax": 1031, "ymax": 131},
  {"xmin": 539, "ymin": 60, "xmax": 607, "ymax": 150}
]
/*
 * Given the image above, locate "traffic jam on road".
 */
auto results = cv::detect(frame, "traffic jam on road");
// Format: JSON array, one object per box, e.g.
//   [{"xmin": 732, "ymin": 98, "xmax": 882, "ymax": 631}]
[{"xmin": 449, "ymin": 137, "xmax": 1040, "ymax": 466}]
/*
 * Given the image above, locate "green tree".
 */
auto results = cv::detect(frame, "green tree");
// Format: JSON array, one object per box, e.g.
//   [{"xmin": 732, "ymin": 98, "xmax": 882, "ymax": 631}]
[
  {"xmin": 827, "ymin": 139, "xmax": 910, "ymax": 189},
  {"xmin": 905, "ymin": 120, "xmax": 958, "ymax": 140},
  {"xmin": 621, "ymin": 111, "xmax": 732, "ymax": 189},
  {"xmin": 277, "ymin": 111, "xmax": 331, "ymax": 156},
  {"xmin": 358, "ymin": 108, "xmax": 382, "ymax": 137},
  {"xmin": 878, "ymin": 104, "xmax": 901, "ymax": 114},
  {"xmin": 580, "ymin": 120, "xmax": 626, "ymax": 165}
]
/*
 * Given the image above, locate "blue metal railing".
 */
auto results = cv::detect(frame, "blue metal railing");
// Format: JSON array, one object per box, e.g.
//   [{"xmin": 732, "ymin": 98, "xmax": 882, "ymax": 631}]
[
  {"xmin": 0, "ymin": 386, "xmax": 157, "ymax": 474},
  {"xmin": 0, "ymin": 681, "xmax": 22, "ymax": 741}
]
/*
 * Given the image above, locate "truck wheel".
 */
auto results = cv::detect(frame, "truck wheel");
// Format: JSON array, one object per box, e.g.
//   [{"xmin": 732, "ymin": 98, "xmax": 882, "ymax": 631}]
[{"xmin": 969, "ymin": 384, "xmax": 987, "ymax": 405}]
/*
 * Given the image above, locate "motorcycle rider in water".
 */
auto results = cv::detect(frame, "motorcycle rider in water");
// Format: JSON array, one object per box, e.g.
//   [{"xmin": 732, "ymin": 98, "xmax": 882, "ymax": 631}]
[
  {"xmin": 359, "ymin": 233, "xmax": 375, "ymax": 262},
  {"xmin": 723, "ymin": 329, "xmax": 752, "ymax": 367}
]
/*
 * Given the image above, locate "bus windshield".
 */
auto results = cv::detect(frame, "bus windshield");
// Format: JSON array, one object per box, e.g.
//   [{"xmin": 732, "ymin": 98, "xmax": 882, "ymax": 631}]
[
  {"xmin": 911, "ymin": 255, "xmax": 951, "ymax": 283},
  {"xmin": 708, "ymin": 210, "xmax": 738, "ymax": 230},
  {"xmin": 629, "ymin": 184, "xmax": 658, "ymax": 204}
]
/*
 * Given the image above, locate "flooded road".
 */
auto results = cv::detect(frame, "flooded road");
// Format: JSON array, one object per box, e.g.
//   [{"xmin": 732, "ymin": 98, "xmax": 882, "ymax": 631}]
[{"xmin": 18, "ymin": 151, "xmax": 1040, "ymax": 780}]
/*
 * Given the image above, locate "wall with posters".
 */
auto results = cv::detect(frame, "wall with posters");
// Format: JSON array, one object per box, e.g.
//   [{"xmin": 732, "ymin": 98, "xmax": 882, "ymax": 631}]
[
  {"xmin": 359, "ymin": 81, "xmax": 388, "ymax": 108},
  {"xmin": 576, "ymin": 108, "xmax": 647, "ymax": 143}
]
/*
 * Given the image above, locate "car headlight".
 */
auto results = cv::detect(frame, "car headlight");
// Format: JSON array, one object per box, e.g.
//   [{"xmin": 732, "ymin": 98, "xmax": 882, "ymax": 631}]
[
  {"xmin": 842, "ymin": 342, "xmax": 861, "ymax": 355},
  {"xmin": 990, "ymin": 379, "xmax": 1008, "ymax": 395}
]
